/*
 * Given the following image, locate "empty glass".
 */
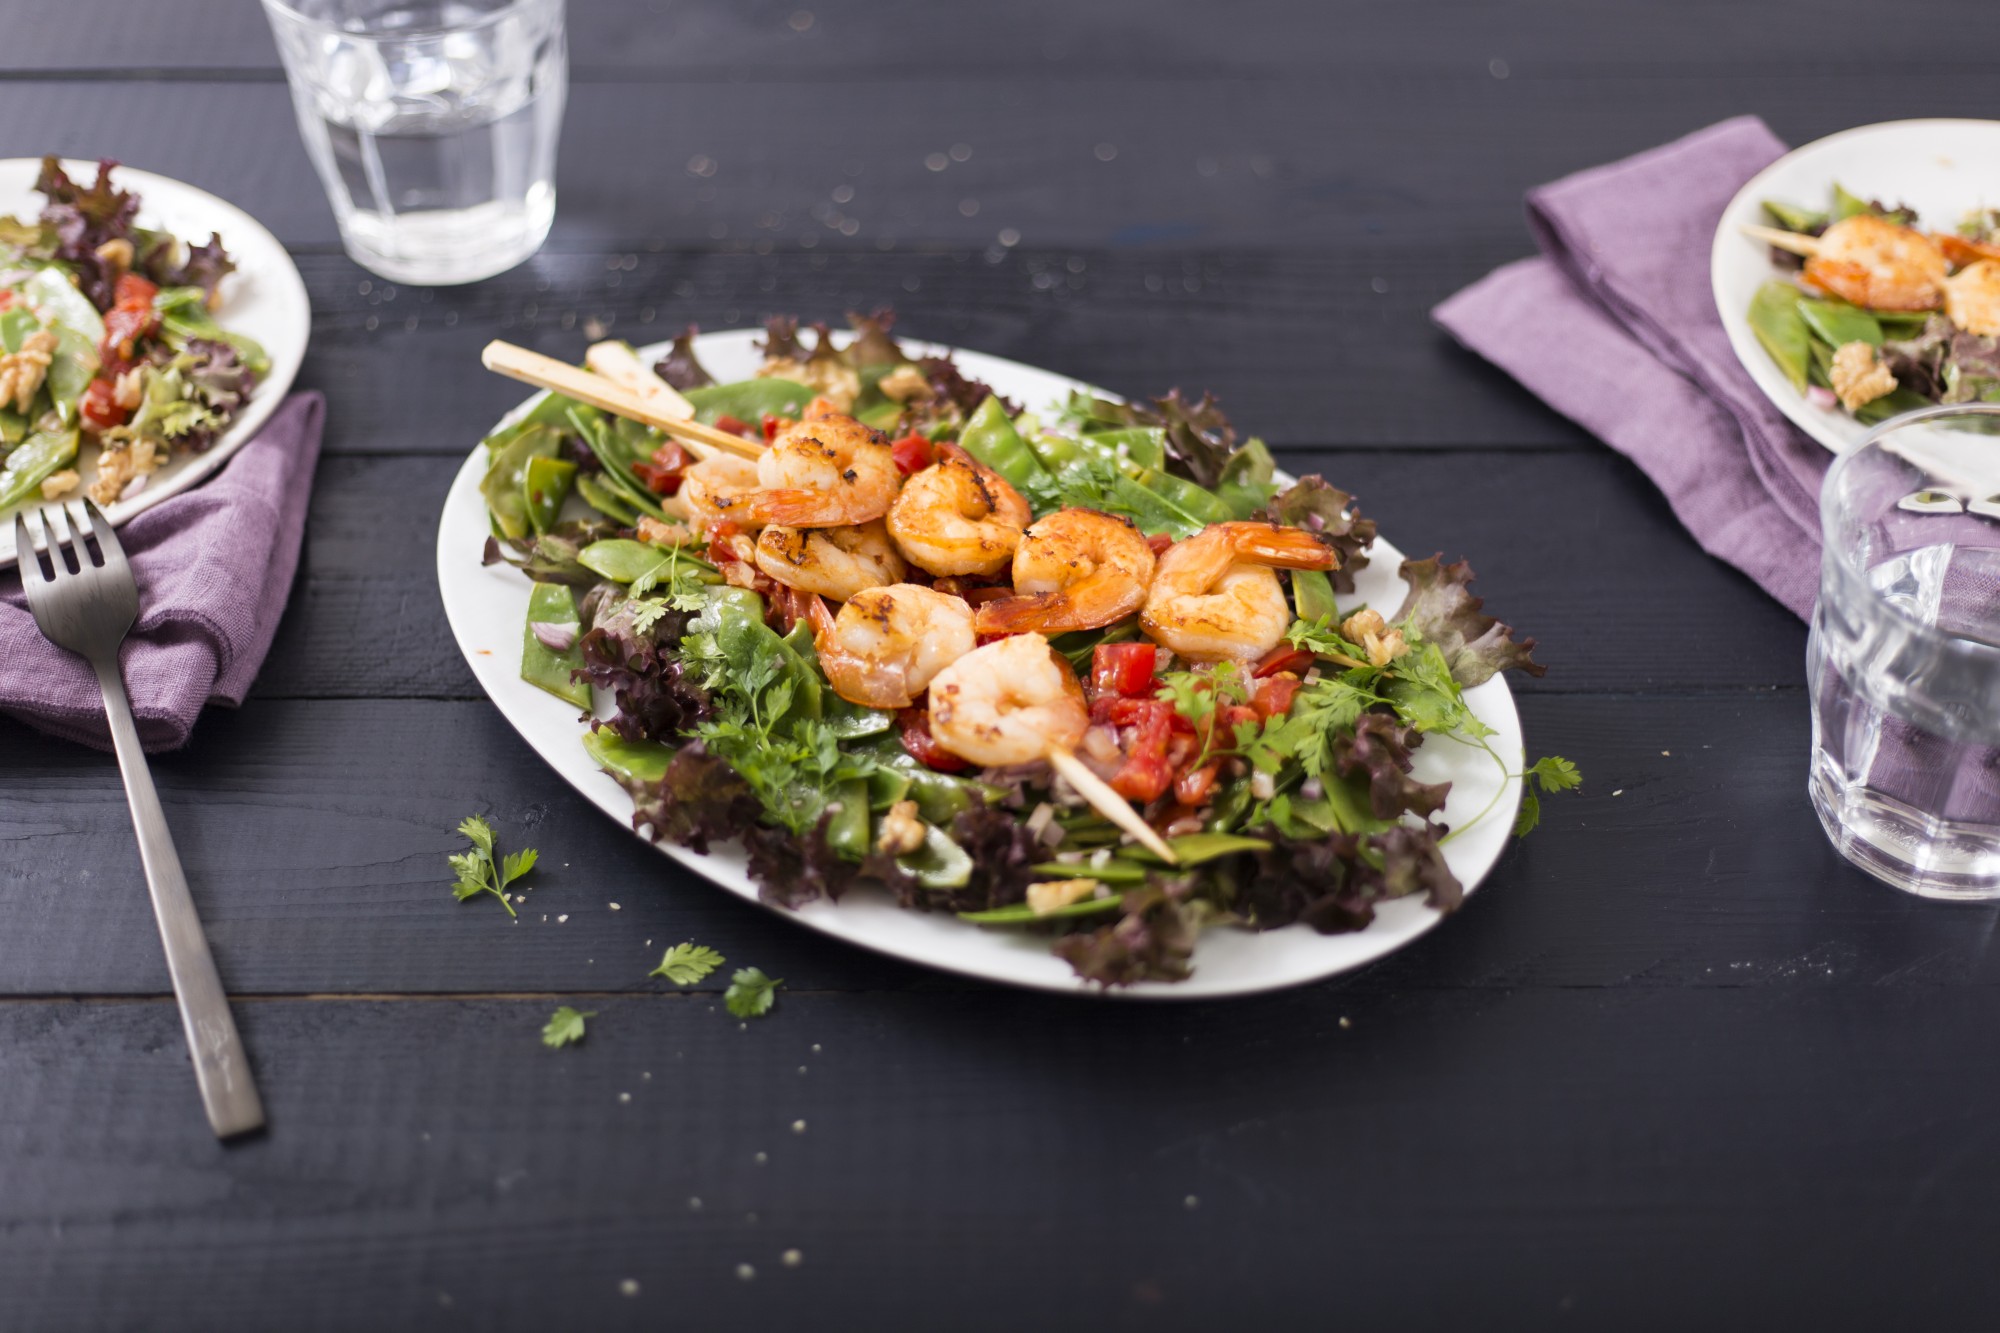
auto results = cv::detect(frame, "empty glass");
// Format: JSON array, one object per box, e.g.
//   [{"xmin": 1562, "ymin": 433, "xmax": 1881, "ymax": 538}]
[
  {"xmin": 1809, "ymin": 403, "xmax": 2000, "ymax": 898},
  {"xmin": 261, "ymin": 0, "xmax": 566, "ymax": 285}
]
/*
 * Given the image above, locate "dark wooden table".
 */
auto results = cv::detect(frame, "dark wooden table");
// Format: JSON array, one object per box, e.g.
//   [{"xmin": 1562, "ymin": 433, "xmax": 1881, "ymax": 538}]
[{"xmin": 7, "ymin": 3, "xmax": 2000, "ymax": 1328}]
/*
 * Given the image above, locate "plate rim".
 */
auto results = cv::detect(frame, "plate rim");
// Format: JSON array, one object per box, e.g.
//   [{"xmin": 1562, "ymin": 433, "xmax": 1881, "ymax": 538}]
[
  {"xmin": 1709, "ymin": 118, "xmax": 2000, "ymax": 457},
  {"xmin": 436, "ymin": 330, "xmax": 1525, "ymax": 999},
  {"xmin": 0, "ymin": 156, "xmax": 311, "ymax": 566}
]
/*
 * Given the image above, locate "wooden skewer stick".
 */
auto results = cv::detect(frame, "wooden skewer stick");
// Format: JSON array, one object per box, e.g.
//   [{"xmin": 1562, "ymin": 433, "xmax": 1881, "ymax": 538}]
[
  {"xmin": 584, "ymin": 339, "xmax": 698, "ymax": 420},
  {"xmin": 1045, "ymin": 748, "xmax": 1179, "ymax": 864},
  {"xmin": 1740, "ymin": 223, "xmax": 1822, "ymax": 259},
  {"xmin": 481, "ymin": 340, "xmax": 765, "ymax": 461}
]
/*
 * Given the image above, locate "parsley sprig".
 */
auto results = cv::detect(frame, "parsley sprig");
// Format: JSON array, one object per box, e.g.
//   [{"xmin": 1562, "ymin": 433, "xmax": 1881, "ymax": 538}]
[
  {"xmin": 449, "ymin": 815, "xmax": 536, "ymax": 917},
  {"xmin": 651, "ymin": 942, "xmax": 726, "ymax": 985},
  {"xmin": 724, "ymin": 968, "xmax": 783, "ymax": 1018},
  {"xmin": 542, "ymin": 1005, "xmax": 593, "ymax": 1048},
  {"xmin": 1514, "ymin": 756, "xmax": 1583, "ymax": 835}
]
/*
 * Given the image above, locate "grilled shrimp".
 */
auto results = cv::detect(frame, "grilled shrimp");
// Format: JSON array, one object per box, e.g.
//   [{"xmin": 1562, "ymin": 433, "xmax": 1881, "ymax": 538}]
[
  {"xmin": 974, "ymin": 508, "xmax": 1158, "ymax": 635},
  {"xmin": 1805, "ymin": 215, "xmax": 1947, "ymax": 312},
  {"xmin": 754, "ymin": 518, "xmax": 907, "ymax": 601},
  {"xmin": 808, "ymin": 583, "xmax": 977, "ymax": 711},
  {"xmin": 926, "ymin": 632, "xmax": 1089, "ymax": 767},
  {"xmin": 1140, "ymin": 522, "xmax": 1337, "ymax": 662},
  {"xmin": 886, "ymin": 448, "xmax": 1032, "ymax": 577},
  {"xmin": 1945, "ymin": 259, "xmax": 2000, "ymax": 337},
  {"xmin": 679, "ymin": 453, "xmax": 765, "ymax": 536},
  {"xmin": 732, "ymin": 408, "xmax": 900, "ymax": 528}
]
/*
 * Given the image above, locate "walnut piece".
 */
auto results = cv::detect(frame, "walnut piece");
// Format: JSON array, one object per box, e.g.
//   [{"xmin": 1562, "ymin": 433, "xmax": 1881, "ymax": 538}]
[
  {"xmin": 0, "ymin": 329, "xmax": 57, "ymax": 413},
  {"xmin": 39, "ymin": 469, "xmax": 79, "ymax": 501},
  {"xmin": 1026, "ymin": 879, "xmax": 1099, "ymax": 916},
  {"xmin": 875, "ymin": 800, "xmax": 927, "ymax": 856},
  {"xmin": 1340, "ymin": 607, "xmax": 1409, "ymax": 667},
  {"xmin": 636, "ymin": 516, "xmax": 695, "ymax": 548},
  {"xmin": 758, "ymin": 356, "xmax": 860, "ymax": 413},
  {"xmin": 1831, "ymin": 340, "xmax": 1897, "ymax": 411},
  {"xmin": 877, "ymin": 364, "xmax": 933, "ymax": 404}
]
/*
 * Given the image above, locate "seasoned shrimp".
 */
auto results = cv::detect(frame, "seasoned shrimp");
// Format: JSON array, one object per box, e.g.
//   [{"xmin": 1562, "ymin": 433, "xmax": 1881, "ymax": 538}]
[
  {"xmin": 974, "ymin": 508, "xmax": 1158, "ymax": 635},
  {"xmin": 679, "ymin": 453, "xmax": 764, "ymax": 536},
  {"xmin": 886, "ymin": 448, "xmax": 1032, "ymax": 577},
  {"xmin": 1141, "ymin": 522, "xmax": 1337, "ymax": 662},
  {"xmin": 927, "ymin": 632, "xmax": 1089, "ymax": 767},
  {"xmin": 1945, "ymin": 259, "xmax": 2000, "ymax": 337},
  {"xmin": 1805, "ymin": 215, "xmax": 1946, "ymax": 312},
  {"xmin": 754, "ymin": 518, "xmax": 907, "ymax": 601},
  {"xmin": 808, "ymin": 583, "xmax": 976, "ymax": 711},
  {"xmin": 733, "ymin": 408, "xmax": 900, "ymax": 528}
]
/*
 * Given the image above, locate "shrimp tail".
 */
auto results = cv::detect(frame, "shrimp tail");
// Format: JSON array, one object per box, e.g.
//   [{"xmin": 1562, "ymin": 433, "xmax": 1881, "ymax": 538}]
[
  {"xmin": 1226, "ymin": 522, "xmax": 1340, "ymax": 570},
  {"xmin": 743, "ymin": 488, "xmax": 863, "ymax": 527},
  {"xmin": 974, "ymin": 592, "xmax": 1074, "ymax": 635}
]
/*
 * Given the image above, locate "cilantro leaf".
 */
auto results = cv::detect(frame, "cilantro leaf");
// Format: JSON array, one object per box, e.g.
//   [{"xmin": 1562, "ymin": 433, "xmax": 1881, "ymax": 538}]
[
  {"xmin": 724, "ymin": 967, "xmax": 782, "ymax": 1018},
  {"xmin": 1515, "ymin": 791, "xmax": 1543, "ymax": 837},
  {"xmin": 1515, "ymin": 755, "xmax": 1583, "ymax": 838},
  {"xmin": 541, "ymin": 1006, "xmax": 594, "ymax": 1048},
  {"xmin": 447, "ymin": 815, "xmax": 535, "ymax": 917},
  {"xmin": 652, "ymin": 942, "xmax": 726, "ymax": 985}
]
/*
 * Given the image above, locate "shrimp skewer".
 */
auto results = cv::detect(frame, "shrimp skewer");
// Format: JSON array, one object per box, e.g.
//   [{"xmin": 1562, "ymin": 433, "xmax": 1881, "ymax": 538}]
[
  {"xmin": 1141, "ymin": 522, "xmax": 1337, "ymax": 663},
  {"xmin": 973, "ymin": 508, "xmax": 1158, "ymax": 635},
  {"xmin": 927, "ymin": 633, "xmax": 1177, "ymax": 861},
  {"xmin": 1741, "ymin": 217, "xmax": 1946, "ymax": 312},
  {"xmin": 809, "ymin": 584, "xmax": 976, "ymax": 711},
  {"xmin": 736, "ymin": 406, "xmax": 901, "ymax": 528},
  {"xmin": 887, "ymin": 448, "xmax": 1032, "ymax": 577}
]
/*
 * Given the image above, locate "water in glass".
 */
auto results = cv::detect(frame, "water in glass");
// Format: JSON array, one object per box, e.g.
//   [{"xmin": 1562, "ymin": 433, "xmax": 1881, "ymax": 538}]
[{"xmin": 263, "ymin": 0, "xmax": 565, "ymax": 285}]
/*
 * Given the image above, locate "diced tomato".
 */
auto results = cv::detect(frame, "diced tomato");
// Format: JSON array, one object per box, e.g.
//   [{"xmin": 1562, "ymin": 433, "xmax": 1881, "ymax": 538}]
[
  {"xmin": 1145, "ymin": 533, "xmax": 1174, "ymax": 557},
  {"xmin": 650, "ymin": 439, "xmax": 691, "ymax": 471},
  {"xmin": 761, "ymin": 414, "xmax": 786, "ymax": 442},
  {"xmin": 890, "ymin": 433, "xmax": 935, "ymax": 475},
  {"xmin": 101, "ymin": 304, "xmax": 157, "ymax": 363},
  {"xmin": 897, "ymin": 707, "xmax": 969, "ymax": 772},
  {"xmin": 1106, "ymin": 699, "xmax": 1176, "ymax": 803},
  {"xmin": 766, "ymin": 583, "xmax": 816, "ymax": 635},
  {"xmin": 1175, "ymin": 762, "xmax": 1221, "ymax": 807},
  {"xmin": 631, "ymin": 462, "xmax": 682, "ymax": 496},
  {"xmin": 1254, "ymin": 645, "xmax": 1315, "ymax": 679},
  {"xmin": 0, "ymin": 290, "xmax": 13, "ymax": 310},
  {"xmin": 113, "ymin": 273, "xmax": 158, "ymax": 309},
  {"xmin": 1252, "ymin": 672, "xmax": 1302, "ymax": 720},
  {"xmin": 714, "ymin": 415, "xmax": 752, "ymax": 438},
  {"xmin": 1090, "ymin": 642, "xmax": 1158, "ymax": 699},
  {"xmin": 78, "ymin": 376, "xmax": 127, "ymax": 432},
  {"xmin": 1220, "ymin": 703, "xmax": 1260, "ymax": 739}
]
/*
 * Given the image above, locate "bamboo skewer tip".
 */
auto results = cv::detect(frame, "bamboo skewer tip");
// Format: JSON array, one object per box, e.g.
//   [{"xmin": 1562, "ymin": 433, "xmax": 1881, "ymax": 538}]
[{"xmin": 1046, "ymin": 748, "xmax": 1178, "ymax": 864}]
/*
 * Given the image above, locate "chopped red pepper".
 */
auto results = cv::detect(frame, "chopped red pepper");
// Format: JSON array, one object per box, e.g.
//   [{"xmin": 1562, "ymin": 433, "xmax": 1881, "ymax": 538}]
[
  {"xmin": 761, "ymin": 414, "xmax": 786, "ymax": 442},
  {"xmin": 714, "ymin": 415, "xmax": 752, "ymax": 438},
  {"xmin": 113, "ymin": 273, "xmax": 158, "ymax": 308},
  {"xmin": 1175, "ymin": 762, "xmax": 1221, "ymax": 807},
  {"xmin": 1254, "ymin": 645, "xmax": 1315, "ymax": 679},
  {"xmin": 897, "ymin": 707, "xmax": 970, "ymax": 772},
  {"xmin": 78, "ymin": 376, "xmax": 127, "ymax": 431},
  {"xmin": 890, "ymin": 433, "xmax": 935, "ymax": 475},
  {"xmin": 1106, "ymin": 699, "xmax": 1176, "ymax": 803},
  {"xmin": 1145, "ymin": 533, "xmax": 1174, "ymax": 557},
  {"xmin": 1090, "ymin": 642, "xmax": 1158, "ymax": 699},
  {"xmin": 631, "ymin": 439, "xmax": 692, "ymax": 495},
  {"xmin": 0, "ymin": 290, "xmax": 13, "ymax": 310},
  {"xmin": 1252, "ymin": 673, "xmax": 1302, "ymax": 720}
]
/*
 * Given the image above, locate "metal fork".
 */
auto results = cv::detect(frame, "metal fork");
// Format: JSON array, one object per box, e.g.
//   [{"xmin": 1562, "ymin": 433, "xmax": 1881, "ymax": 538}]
[{"xmin": 15, "ymin": 500, "xmax": 264, "ymax": 1139}]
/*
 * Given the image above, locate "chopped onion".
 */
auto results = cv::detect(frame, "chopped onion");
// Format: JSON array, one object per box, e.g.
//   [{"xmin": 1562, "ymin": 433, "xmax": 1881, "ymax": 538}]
[
  {"xmin": 1300, "ymin": 778, "xmax": 1324, "ymax": 800},
  {"xmin": 1165, "ymin": 816, "xmax": 1204, "ymax": 837},
  {"xmin": 1024, "ymin": 803, "xmax": 1055, "ymax": 839},
  {"xmin": 119, "ymin": 474, "xmax": 149, "ymax": 501},
  {"xmin": 1806, "ymin": 385, "xmax": 1838, "ymax": 410},
  {"xmin": 1082, "ymin": 725, "xmax": 1121, "ymax": 764},
  {"xmin": 530, "ymin": 620, "xmax": 578, "ymax": 652},
  {"xmin": 1250, "ymin": 770, "xmax": 1275, "ymax": 801}
]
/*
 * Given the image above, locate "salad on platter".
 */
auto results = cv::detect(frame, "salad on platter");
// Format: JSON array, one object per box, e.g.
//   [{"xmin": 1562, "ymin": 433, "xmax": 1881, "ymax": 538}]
[
  {"xmin": 1747, "ymin": 181, "xmax": 2000, "ymax": 421},
  {"xmin": 474, "ymin": 312, "xmax": 1568, "ymax": 986},
  {"xmin": 0, "ymin": 158, "xmax": 266, "ymax": 514}
]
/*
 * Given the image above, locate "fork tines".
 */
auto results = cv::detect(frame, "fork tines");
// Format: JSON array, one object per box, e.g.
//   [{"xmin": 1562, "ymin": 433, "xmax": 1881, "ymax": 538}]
[{"xmin": 16, "ymin": 499, "xmax": 112, "ymax": 581}]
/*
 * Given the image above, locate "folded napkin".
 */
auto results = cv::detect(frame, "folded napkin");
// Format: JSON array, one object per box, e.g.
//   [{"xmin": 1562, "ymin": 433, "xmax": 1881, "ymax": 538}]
[
  {"xmin": 1434, "ymin": 116, "xmax": 1826, "ymax": 618},
  {"xmin": 0, "ymin": 392, "xmax": 325, "ymax": 752}
]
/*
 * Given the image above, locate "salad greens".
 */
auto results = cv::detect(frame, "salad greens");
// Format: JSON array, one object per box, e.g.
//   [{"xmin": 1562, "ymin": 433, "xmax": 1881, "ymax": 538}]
[
  {"xmin": 477, "ymin": 310, "xmax": 1574, "ymax": 986},
  {"xmin": 1750, "ymin": 181, "xmax": 2000, "ymax": 421},
  {"xmin": 0, "ymin": 158, "xmax": 265, "ymax": 515}
]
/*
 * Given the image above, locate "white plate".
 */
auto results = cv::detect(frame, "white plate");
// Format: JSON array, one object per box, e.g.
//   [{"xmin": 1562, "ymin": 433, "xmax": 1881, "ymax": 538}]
[
  {"xmin": 436, "ymin": 331, "xmax": 1524, "ymax": 998},
  {"xmin": 1712, "ymin": 119, "xmax": 2000, "ymax": 455},
  {"xmin": 0, "ymin": 158, "xmax": 309, "ymax": 564}
]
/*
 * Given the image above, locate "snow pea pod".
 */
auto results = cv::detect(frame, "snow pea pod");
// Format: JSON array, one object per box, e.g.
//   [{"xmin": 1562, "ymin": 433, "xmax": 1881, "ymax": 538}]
[
  {"xmin": 823, "ymin": 778, "xmax": 872, "ymax": 862},
  {"xmin": 1127, "ymin": 832, "xmax": 1271, "ymax": 866},
  {"xmin": 0, "ymin": 306, "xmax": 38, "ymax": 351},
  {"xmin": 1081, "ymin": 426, "xmax": 1166, "ymax": 470},
  {"xmin": 865, "ymin": 751, "xmax": 989, "ymax": 825},
  {"xmin": 24, "ymin": 268, "xmax": 103, "ymax": 344},
  {"xmin": 564, "ymin": 407, "xmax": 669, "ymax": 522},
  {"xmin": 521, "ymin": 582, "xmax": 590, "ymax": 707},
  {"xmin": 525, "ymin": 455, "xmax": 576, "ymax": 535},
  {"xmin": 1797, "ymin": 298, "xmax": 1882, "ymax": 349},
  {"xmin": 1215, "ymin": 438, "xmax": 1279, "ymax": 519},
  {"xmin": 1748, "ymin": 281, "xmax": 1811, "ymax": 393},
  {"xmin": 480, "ymin": 423, "xmax": 562, "ymax": 540},
  {"xmin": 959, "ymin": 893, "xmax": 1123, "ymax": 925},
  {"xmin": 582, "ymin": 729, "xmax": 676, "ymax": 785},
  {"xmin": 1291, "ymin": 568, "xmax": 1340, "ymax": 624},
  {"xmin": 44, "ymin": 326, "xmax": 97, "ymax": 414},
  {"xmin": 683, "ymin": 378, "xmax": 812, "ymax": 427},
  {"xmin": 577, "ymin": 538, "xmax": 706, "ymax": 585},
  {"xmin": 1761, "ymin": 200, "xmax": 1826, "ymax": 234},
  {"xmin": 0, "ymin": 408, "xmax": 26, "ymax": 446},
  {"xmin": 1030, "ymin": 432, "xmax": 1202, "ymax": 537},
  {"xmin": 1030, "ymin": 858, "xmax": 1149, "ymax": 884},
  {"xmin": 958, "ymin": 395, "xmax": 1048, "ymax": 492},
  {"xmin": 898, "ymin": 825, "xmax": 974, "ymax": 889},
  {"xmin": 0, "ymin": 428, "xmax": 78, "ymax": 509},
  {"xmin": 574, "ymin": 471, "xmax": 639, "ymax": 525}
]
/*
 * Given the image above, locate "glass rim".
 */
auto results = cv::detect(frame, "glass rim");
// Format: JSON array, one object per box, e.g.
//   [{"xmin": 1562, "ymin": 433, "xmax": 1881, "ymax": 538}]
[
  {"xmin": 1820, "ymin": 400, "xmax": 2000, "ymax": 650},
  {"xmin": 259, "ymin": 0, "xmax": 559, "ymax": 42}
]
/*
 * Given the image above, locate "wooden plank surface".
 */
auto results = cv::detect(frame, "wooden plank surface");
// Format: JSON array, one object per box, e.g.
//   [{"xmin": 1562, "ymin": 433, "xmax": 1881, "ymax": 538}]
[{"xmin": 7, "ymin": 0, "xmax": 1991, "ymax": 1327}]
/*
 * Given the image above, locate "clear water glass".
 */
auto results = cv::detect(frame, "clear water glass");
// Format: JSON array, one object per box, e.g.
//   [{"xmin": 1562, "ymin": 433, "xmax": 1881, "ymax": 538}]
[
  {"xmin": 261, "ymin": 0, "xmax": 566, "ymax": 285},
  {"xmin": 1809, "ymin": 403, "xmax": 2000, "ymax": 898}
]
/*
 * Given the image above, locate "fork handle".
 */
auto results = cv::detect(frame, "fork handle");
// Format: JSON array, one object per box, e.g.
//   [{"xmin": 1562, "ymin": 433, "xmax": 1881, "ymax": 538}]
[{"xmin": 94, "ymin": 656, "xmax": 266, "ymax": 1139}]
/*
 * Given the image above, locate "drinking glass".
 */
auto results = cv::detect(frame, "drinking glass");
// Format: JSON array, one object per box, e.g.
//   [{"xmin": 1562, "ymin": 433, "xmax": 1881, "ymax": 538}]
[
  {"xmin": 261, "ymin": 0, "xmax": 566, "ymax": 285},
  {"xmin": 1809, "ymin": 403, "xmax": 2000, "ymax": 899}
]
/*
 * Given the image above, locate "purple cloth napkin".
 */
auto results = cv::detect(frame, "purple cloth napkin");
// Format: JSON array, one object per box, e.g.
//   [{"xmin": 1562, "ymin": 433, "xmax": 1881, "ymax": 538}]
[
  {"xmin": 1434, "ymin": 116, "xmax": 1828, "ymax": 618},
  {"xmin": 0, "ymin": 392, "xmax": 325, "ymax": 752}
]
